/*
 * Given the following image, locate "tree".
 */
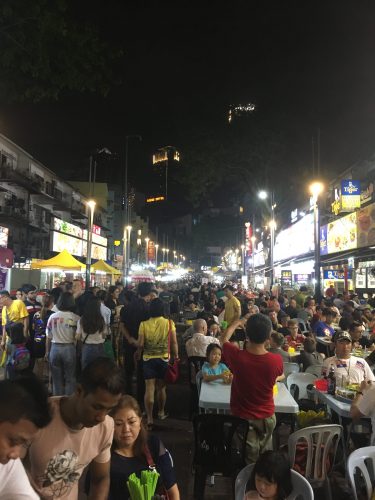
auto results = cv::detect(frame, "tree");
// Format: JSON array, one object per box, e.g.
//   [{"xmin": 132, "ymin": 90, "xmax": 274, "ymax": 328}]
[{"xmin": 0, "ymin": 0, "xmax": 123, "ymax": 102}]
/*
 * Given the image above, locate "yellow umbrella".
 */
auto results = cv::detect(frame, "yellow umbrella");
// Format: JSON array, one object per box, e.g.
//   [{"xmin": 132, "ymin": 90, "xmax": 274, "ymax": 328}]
[
  {"xmin": 31, "ymin": 249, "xmax": 85, "ymax": 271},
  {"xmin": 91, "ymin": 259, "xmax": 121, "ymax": 275}
]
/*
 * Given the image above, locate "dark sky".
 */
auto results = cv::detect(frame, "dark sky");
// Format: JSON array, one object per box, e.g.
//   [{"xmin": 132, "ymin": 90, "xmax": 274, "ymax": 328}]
[{"xmin": 1, "ymin": 1, "xmax": 375, "ymax": 199}]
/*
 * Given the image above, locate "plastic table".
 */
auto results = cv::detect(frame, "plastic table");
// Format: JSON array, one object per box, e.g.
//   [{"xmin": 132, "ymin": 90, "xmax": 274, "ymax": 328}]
[{"xmin": 198, "ymin": 381, "xmax": 299, "ymax": 414}]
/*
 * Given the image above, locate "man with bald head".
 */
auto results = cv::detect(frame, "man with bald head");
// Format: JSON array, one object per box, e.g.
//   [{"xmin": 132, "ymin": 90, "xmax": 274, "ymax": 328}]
[{"xmin": 185, "ymin": 319, "xmax": 219, "ymax": 357}]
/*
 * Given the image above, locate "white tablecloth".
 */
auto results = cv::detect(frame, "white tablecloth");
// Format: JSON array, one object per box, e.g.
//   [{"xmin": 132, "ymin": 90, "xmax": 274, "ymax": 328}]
[{"xmin": 198, "ymin": 381, "xmax": 299, "ymax": 414}]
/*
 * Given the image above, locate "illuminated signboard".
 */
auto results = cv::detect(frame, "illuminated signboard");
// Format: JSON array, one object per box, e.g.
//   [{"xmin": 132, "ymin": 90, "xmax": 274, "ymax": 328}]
[
  {"xmin": 320, "ymin": 225, "xmax": 328, "ymax": 256},
  {"xmin": 326, "ymin": 212, "xmax": 357, "ymax": 254},
  {"xmin": 147, "ymin": 240, "xmax": 155, "ymax": 261},
  {"xmin": 323, "ymin": 270, "xmax": 352, "ymax": 280},
  {"xmin": 341, "ymin": 180, "xmax": 361, "ymax": 211},
  {"xmin": 281, "ymin": 270, "xmax": 292, "ymax": 287},
  {"xmin": 53, "ymin": 217, "xmax": 83, "ymax": 238},
  {"xmin": 0, "ymin": 226, "xmax": 9, "ymax": 248},
  {"xmin": 82, "ymin": 241, "xmax": 107, "ymax": 260},
  {"xmin": 146, "ymin": 196, "xmax": 165, "ymax": 203},
  {"xmin": 357, "ymin": 201, "xmax": 375, "ymax": 248},
  {"xmin": 92, "ymin": 224, "xmax": 101, "ymax": 236},
  {"xmin": 273, "ymin": 213, "xmax": 314, "ymax": 262},
  {"xmin": 52, "ymin": 232, "xmax": 83, "ymax": 256},
  {"xmin": 245, "ymin": 222, "xmax": 252, "ymax": 258}
]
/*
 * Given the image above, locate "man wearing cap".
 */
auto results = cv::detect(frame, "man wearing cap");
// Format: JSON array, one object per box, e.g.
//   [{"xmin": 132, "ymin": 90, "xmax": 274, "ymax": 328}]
[{"xmin": 322, "ymin": 331, "xmax": 375, "ymax": 384}]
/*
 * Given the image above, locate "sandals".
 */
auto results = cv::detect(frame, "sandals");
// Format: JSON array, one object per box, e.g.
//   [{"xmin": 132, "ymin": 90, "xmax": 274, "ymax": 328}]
[{"xmin": 158, "ymin": 412, "xmax": 169, "ymax": 420}]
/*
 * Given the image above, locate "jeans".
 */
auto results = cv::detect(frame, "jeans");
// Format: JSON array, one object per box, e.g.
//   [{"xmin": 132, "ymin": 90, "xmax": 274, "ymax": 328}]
[
  {"xmin": 81, "ymin": 343, "xmax": 105, "ymax": 370},
  {"xmin": 50, "ymin": 343, "xmax": 76, "ymax": 396}
]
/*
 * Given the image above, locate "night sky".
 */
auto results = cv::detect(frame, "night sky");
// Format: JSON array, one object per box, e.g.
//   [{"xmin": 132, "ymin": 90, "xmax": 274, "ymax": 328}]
[{"xmin": 1, "ymin": 1, "xmax": 375, "ymax": 207}]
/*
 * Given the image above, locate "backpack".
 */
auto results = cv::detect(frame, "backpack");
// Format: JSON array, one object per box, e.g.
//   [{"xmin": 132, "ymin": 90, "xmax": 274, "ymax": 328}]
[
  {"xmin": 12, "ymin": 344, "xmax": 30, "ymax": 371},
  {"xmin": 32, "ymin": 313, "xmax": 47, "ymax": 358}
]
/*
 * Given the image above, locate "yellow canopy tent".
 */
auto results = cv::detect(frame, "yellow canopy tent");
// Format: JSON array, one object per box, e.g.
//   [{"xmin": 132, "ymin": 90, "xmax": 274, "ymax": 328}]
[
  {"xmin": 31, "ymin": 249, "xmax": 85, "ymax": 271},
  {"xmin": 91, "ymin": 259, "xmax": 121, "ymax": 275}
]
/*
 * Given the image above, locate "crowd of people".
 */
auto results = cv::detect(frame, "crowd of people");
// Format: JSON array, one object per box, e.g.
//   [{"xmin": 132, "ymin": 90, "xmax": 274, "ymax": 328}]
[{"xmin": 1, "ymin": 277, "xmax": 375, "ymax": 498}]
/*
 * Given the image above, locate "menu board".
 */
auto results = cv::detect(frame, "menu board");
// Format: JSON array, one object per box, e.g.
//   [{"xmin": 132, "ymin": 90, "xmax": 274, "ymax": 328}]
[
  {"xmin": 356, "ymin": 270, "xmax": 366, "ymax": 289},
  {"xmin": 327, "ymin": 212, "xmax": 357, "ymax": 253},
  {"xmin": 357, "ymin": 202, "xmax": 375, "ymax": 248},
  {"xmin": 367, "ymin": 269, "xmax": 375, "ymax": 289}
]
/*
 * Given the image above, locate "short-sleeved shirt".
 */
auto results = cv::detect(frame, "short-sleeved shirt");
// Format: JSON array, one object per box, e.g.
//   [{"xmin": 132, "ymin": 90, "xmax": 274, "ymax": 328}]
[
  {"xmin": 120, "ymin": 298, "xmax": 150, "ymax": 340},
  {"xmin": 139, "ymin": 317, "xmax": 174, "ymax": 360},
  {"xmin": 358, "ymin": 386, "xmax": 375, "ymax": 444},
  {"xmin": 314, "ymin": 321, "xmax": 335, "ymax": 337},
  {"xmin": 202, "ymin": 362, "xmax": 229, "ymax": 376},
  {"xmin": 322, "ymin": 355, "xmax": 375, "ymax": 384},
  {"xmin": 1, "ymin": 299, "xmax": 28, "ymax": 327},
  {"xmin": 25, "ymin": 300, "xmax": 41, "ymax": 336},
  {"xmin": 27, "ymin": 397, "xmax": 114, "ymax": 499},
  {"xmin": 0, "ymin": 458, "xmax": 39, "ymax": 499},
  {"xmin": 76, "ymin": 319, "xmax": 105, "ymax": 345},
  {"xmin": 284, "ymin": 334, "xmax": 305, "ymax": 350},
  {"xmin": 222, "ymin": 342, "xmax": 283, "ymax": 420},
  {"xmin": 224, "ymin": 296, "xmax": 241, "ymax": 326},
  {"xmin": 109, "ymin": 435, "xmax": 176, "ymax": 500},
  {"xmin": 46, "ymin": 311, "xmax": 79, "ymax": 343},
  {"xmin": 185, "ymin": 333, "xmax": 220, "ymax": 358}
]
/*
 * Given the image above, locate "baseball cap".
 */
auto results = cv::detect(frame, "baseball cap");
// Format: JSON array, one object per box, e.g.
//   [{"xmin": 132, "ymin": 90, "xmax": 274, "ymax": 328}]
[{"xmin": 335, "ymin": 331, "xmax": 352, "ymax": 343}]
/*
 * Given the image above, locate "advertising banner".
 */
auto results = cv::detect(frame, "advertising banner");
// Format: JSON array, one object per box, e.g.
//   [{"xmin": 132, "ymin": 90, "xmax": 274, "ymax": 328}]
[
  {"xmin": 357, "ymin": 202, "xmax": 375, "ymax": 248},
  {"xmin": 326, "ymin": 212, "xmax": 357, "ymax": 254},
  {"xmin": 148, "ymin": 241, "xmax": 155, "ymax": 262},
  {"xmin": 341, "ymin": 180, "xmax": 361, "ymax": 211},
  {"xmin": 323, "ymin": 270, "xmax": 352, "ymax": 280},
  {"xmin": 245, "ymin": 223, "xmax": 252, "ymax": 257},
  {"xmin": 53, "ymin": 217, "xmax": 83, "ymax": 238},
  {"xmin": 274, "ymin": 213, "xmax": 314, "ymax": 262},
  {"xmin": 320, "ymin": 225, "xmax": 328, "ymax": 256}
]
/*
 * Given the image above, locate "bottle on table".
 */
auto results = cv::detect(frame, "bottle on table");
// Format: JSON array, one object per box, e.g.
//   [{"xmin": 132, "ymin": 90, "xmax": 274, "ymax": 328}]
[{"xmin": 327, "ymin": 365, "xmax": 336, "ymax": 395}]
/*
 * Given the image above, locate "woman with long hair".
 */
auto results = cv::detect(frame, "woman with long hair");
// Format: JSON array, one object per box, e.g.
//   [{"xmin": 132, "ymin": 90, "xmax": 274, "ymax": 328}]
[
  {"xmin": 77, "ymin": 296, "xmax": 107, "ymax": 369},
  {"xmin": 109, "ymin": 395, "xmax": 180, "ymax": 500},
  {"xmin": 46, "ymin": 292, "xmax": 79, "ymax": 395},
  {"xmin": 136, "ymin": 298, "xmax": 179, "ymax": 430}
]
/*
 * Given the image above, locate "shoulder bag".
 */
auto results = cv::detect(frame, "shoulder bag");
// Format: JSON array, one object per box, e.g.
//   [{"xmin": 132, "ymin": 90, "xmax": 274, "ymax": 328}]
[
  {"xmin": 164, "ymin": 319, "xmax": 180, "ymax": 384},
  {"xmin": 144, "ymin": 445, "xmax": 170, "ymax": 500}
]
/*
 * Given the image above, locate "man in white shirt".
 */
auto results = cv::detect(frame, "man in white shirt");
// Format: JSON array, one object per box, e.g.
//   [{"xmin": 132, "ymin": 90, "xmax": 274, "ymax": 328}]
[
  {"xmin": 322, "ymin": 331, "xmax": 375, "ymax": 384},
  {"xmin": 351, "ymin": 379, "xmax": 375, "ymax": 444},
  {"xmin": 0, "ymin": 377, "xmax": 52, "ymax": 499},
  {"xmin": 185, "ymin": 319, "xmax": 219, "ymax": 358}
]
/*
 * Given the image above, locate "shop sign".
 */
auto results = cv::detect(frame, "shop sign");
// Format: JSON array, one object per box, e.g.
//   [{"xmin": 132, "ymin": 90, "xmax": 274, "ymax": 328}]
[
  {"xmin": 361, "ymin": 182, "xmax": 374, "ymax": 205},
  {"xmin": 281, "ymin": 270, "xmax": 292, "ymax": 287},
  {"xmin": 148, "ymin": 240, "xmax": 155, "ymax": 261},
  {"xmin": 92, "ymin": 224, "xmax": 101, "ymax": 236},
  {"xmin": 320, "ymin": 225, "xmax": 328, "ymax": 256},
  {"xmin": 53, "ymin": 217, "xmax": 83, "ymax": 238},
  {"xmin": 0, "ymin": 226, "xmax": 8, "ymax": 248},
  {"xmin": 82, "ymin": 240, "xmax": 107, "ymax": 260},
  {"xmin": 294, "ymin": 274, "xmax": 310, "ymax": 283},
  {"xmin": 357, "ymin": 202, "xmax": 375, "ymax": 248},
  {"xmin": 52, "ymin": 231, "xmax": 83, "ymax": 257},
  {"xmin": 245, "ymin": 222, "xmax": 252, "ymax": 257},
  {"xmin": 273, "ymin": 213, "xmax": 314, "ymax": 262},
  {"xmin": 323, "ymin": 270, "xmax": 352, "ymax": 280},
  {"xmin": 326, "ymin": 212, "xmax": 357, "ymax": 254},
  {"xmin": 331, "ymin": 198, "xmax": 341, "ymax": 216}
]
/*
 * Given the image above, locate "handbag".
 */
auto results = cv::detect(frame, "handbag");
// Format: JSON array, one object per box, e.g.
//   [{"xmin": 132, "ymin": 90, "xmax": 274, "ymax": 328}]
[
  {"xmin": 144, "ymin": 445, "xmax": 170, "ymax": 500},
  {"xmin": 164, "ymin": 320, "xmax": 180, "ymax": 384}
]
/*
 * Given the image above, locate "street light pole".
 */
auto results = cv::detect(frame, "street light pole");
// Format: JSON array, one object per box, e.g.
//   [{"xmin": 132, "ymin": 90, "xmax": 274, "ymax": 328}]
[
  {"xmin": 310, "ymin": 181, "xmax": 324, "ymax": 301},
  {"xmin": 166, "ymin": 248, "xmax": 170, "ymax": 266},
  {"xmin": 155, "ymin": 244, "xmax": 159, "ymax": 268},
  {"xmin": 258, "ymin": 190, "xmax": 276, "ymax": 290},
  {"xmin": 145, "ymin": 237, "xmax": 150, "ymax": 266},
  {"xmin": 85, "ymin": 200, "xmax": 96, "ymax": 290},
  {"xmin": 125, "ymin": 225, "xmax": 132, "ymax": 282}
]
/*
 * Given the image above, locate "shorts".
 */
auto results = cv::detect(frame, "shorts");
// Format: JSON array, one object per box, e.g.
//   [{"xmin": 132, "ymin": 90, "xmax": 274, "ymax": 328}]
[{"xmin": 143, "ymin": 358, "xmax": 168, "ymax": 380}]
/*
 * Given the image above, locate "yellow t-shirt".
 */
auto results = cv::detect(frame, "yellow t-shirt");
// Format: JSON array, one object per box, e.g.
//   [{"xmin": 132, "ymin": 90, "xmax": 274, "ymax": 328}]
[
  {"xmin": 224, "ymin": 296, "xmax": 241, "ymax": 326},
  {"xmin": 1, "ymin": 299, "xmax": 28, "ymax": 326},
  {"xmin": 139, "ymin": 317, "xmax": 176, "ymax": 360}
]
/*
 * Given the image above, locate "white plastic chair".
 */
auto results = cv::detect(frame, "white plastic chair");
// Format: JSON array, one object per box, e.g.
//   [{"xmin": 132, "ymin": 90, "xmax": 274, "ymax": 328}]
[
  {"xmin": 347, "ymin": 446, "xmax": 375, "ymax": 500},
  {"xmin": 288, "ymin": 424, "xmax": 342, "ymax": 500},
  {"xmin": 287, "ymin": 372, "xmax": 317, "ymax": 400},
  {"xmin": 283, "ymin": 362, "xmax": 300, "ymax": 381},
  {"xmin": 305, "ymin": 364, "xmax": 323, "ymax": 377},
  {"xmin": 235, "ymin": 463, "xmax": 314, "ymax": 500}
]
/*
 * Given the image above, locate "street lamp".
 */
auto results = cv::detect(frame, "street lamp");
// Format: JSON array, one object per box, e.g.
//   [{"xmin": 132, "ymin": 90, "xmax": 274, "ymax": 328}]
[
  {"xmin": 125, "ymin": 225, "xmax": 132, "ymax": 282},
  {"xmin": 258, "ymin": 190, "xmax": 276, "ymax": 288},
  {"xmin": 145, "ymin": 237, "xmax": 150, "ymax": 266},
  {"xmin": 155, "ymin": 244, "xmax": 159, "ymax": 268},
  {"xmin": 85, "ymin": 199, "xmax": 96, "ymax": 290},
  {"xmin": 309, "ymin": 181, "xmax": 324, "ymax": 301}
]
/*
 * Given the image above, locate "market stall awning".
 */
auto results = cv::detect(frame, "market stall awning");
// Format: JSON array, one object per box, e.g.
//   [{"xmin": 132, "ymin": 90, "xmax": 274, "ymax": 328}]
[
  {"xmin": 31, "ymin": 249, "xmax": 85, "ymax": 271},
  {"xmin": 91, "ymin": 259, "xmax": 121, "ymax": 275}
]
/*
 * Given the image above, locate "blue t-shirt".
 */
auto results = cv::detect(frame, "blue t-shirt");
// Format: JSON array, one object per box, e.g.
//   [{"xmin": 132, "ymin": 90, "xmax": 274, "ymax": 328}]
[
  {"xmin": 314, "ymin": 321, "xmax": 335, "ymax": 338},
  {"xmin": 202, "ymin": 361, "xmax": 229, "ymax": 376}
]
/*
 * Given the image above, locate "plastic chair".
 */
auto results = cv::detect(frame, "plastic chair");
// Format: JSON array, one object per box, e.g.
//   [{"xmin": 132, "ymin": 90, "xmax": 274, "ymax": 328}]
[
  {"xmin": 235, "ymin": 463, "xmax": 314, "ymax": 500},
  {"xmin": 192, "ymin": 413, "xmax": 249, "ymax": 500},
  {"xmin": 347, "ymin": 446, "xmax": 375, "ymax": 500},
  {"xmin": 305, "ymin": 364, "xmax": 323, "ymax": 377},
  {"xmin": 188, "ymin": 356, "xmax": 206, "ymax": 419},
  {"xmin": 288, "ymin": 424, "xmax": 342, "ymax": 499},
  {"xmin": 287, "ymin": 372, "xmax": 317, "ymax": 400},
  {"xmin": 283, "ymin": 362, "xmax": 300, "ymax": 380}
]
